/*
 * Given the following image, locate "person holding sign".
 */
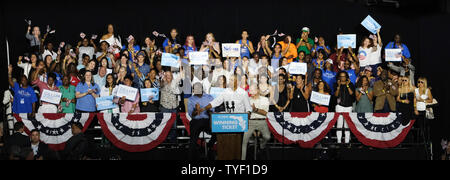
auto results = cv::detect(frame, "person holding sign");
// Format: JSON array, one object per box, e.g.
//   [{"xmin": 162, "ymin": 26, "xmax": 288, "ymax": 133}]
[
  {"xmin": 59, "ymin": 75, "xmax": 76, "ymax": 113},
  {"xmin": 117, "ymin": 75, "xmax": 140, "ymax": 113},
  {"xmin": 139, "ymin": 79, "xmax": 159, "ymax": 112},
  {"xmin": 385, "ymin": 34, "xmax": 411, "ymax": 61},
  {"xmin": 355, "ymin": 76, "xmax": 374, "ymax": 113},
  {"xmin": 30, "ymin": 67, "xmax": 60, "ymax": 113},
  {"xmin": 334, "ymin": 71, "xmax": 355, "ymax": 145},
  {"xmin": 8, "ymin": 65, "xmax": 37, "ymax": 116},
  {"xmin": 75, "ymin": 71, "xmax": 100, "ymax": 112},
  {"xmin": 358, "ymin": 29, "xmax": 382, "ymax": 68},
  {"xmin": 99, "ymin": 74, "xmax": 120, "ymax": 113},
  {"xmin": 236, "ymin": 30, "xmax": 255, "ymax": 59},
  {"xmin": 311, "ymin": 81, "xmax": 331, "ymax": 113}
]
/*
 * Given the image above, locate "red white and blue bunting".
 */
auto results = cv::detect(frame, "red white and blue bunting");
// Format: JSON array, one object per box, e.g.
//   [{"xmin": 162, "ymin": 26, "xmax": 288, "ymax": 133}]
[
  {"xmin": 97, "ymin": 113, "xmax": 176, "ymax": 152},
  {"xmin": 179, "ymin": 113, "xmax": 192, "ymax": 135},
  {"xmin": 13, "ymin": 113, "xmax": 95, "ymax": 151},
  {"xmin": 266, "ymin": 112, "xmax": 339, "ymax": 148},
  {"xmin": 343, "ymin": 113, "xmax": 415, "ymax": 148}
]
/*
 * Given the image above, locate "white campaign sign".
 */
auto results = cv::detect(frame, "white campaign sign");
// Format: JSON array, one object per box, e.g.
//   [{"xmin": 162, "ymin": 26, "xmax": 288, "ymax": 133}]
[
  {"xmin": 222, "ymin": 43, "xmax": 241, "ymax": 57},
  {"xmin": 40, "ymin": 89, "xmax": 62, "ymax": 104},
  {"xmin": 288, "ymin": 62, "xmax": 307, "ymax": 75},
  {"xmin": 385, "ymin": 49, "xmax": 403, "ymax": 62},
  {"xmin": 189, "ymin": 52, "xmax": 209, "ymax": 65},
  {"xmin": 337, "ymin": 34, "xmax": 357, "ymax": 49},
  {"xmin": 310, "ymin": 91, "xmax": 331, "ymax": 106},
  {"xmin": 116, "ymin": 84, "xmax": 138, "ymax": 101}
]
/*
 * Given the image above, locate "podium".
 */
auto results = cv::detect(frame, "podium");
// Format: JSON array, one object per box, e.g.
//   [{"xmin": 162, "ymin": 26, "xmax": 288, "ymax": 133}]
[{"xmin": 211, "ymin": 113, "xmax": 249, "ymax": 160}]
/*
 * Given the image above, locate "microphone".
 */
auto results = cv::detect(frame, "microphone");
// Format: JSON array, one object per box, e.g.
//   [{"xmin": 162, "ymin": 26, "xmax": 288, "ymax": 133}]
[
  {"xmin": 231, "ymin": 101, "xmax": 235, "ymax": 112},
  {"xmin": 225, "ymin": 101, "xmax": 230, "ymax": 113}
]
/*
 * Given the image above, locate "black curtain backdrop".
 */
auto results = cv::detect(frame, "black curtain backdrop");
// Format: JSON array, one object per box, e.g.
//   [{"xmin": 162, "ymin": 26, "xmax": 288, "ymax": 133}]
[{"xmin": 1, "ymin": 0, "xmax": 449, "ymax": 156}]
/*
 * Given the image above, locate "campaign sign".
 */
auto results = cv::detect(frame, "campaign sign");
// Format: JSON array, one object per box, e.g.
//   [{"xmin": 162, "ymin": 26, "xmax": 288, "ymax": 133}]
[
  {"xmin": 189, "ymin": 52, "xmax": 209, "ymax": 65},
  {"xmin": 288, "ymin": 62, "xmax": 307, "ymax": 75},
  {"xmin": 361, "ymin": 15, "xmax": 381, "ymax": 34},
  {"xmin": 140, "ymin": 88, "xmax": 159, "ymax": 102},
  {"xmin": 209, "ymin": 87, "xmax": 226, "ymax": 99},
  {"xmin": 40, "ymin": 89, "xmax": 62, "ymax": 105},
  {"xmin": 222, "ymin": 43, "xmax": 241, "ymax": 57},
  {"xmin": 211, "ymin": 113, "xmax": 249, "ymax": 133},
  {"xmin": 310, "ymin": 91, "xmax": 331, "ymax": 106},
  {"xmin": 385, "ymin": 49, "xmax": 403, "ymax": 62},
  {"xmin": 116, "ymin": 84, "xmax": 138, "ymax": 101},
  {"xmin": 161, "ymin": 53, "xmax": 180, "ymax": 67},
  {"xmin": 337, "ymin": 34, "xmax": 356, "ymax": 49},
  {"xmin": 96, "ymin": 95, "xmax": 118, "ymax": 111}
]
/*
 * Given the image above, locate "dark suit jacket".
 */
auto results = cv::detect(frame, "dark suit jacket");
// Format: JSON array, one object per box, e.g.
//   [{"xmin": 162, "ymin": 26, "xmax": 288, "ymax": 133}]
[
  {"xmin": 6, "ymin": 132, "xmax": 31, "ymax": 150},
  {"xmin": 33, "ymin": 142, "xmax": 49, "ymax": 159}
]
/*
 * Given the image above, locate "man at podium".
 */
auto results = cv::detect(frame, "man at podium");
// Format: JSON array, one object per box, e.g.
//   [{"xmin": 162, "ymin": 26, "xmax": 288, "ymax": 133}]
[{"xmin": 201, "ymin": 74, "xmax": 253, "ymax": 160}]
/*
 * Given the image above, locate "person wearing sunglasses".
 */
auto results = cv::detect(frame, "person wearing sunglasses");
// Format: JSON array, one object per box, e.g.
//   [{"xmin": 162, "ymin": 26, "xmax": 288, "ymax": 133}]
[
  {"xmin": 396, "ymin": 76, "xmax": 415, "ymax": 126},
  {"xmin": 414, "ymin": 77, "xmax": 434, "ymax": 142}
]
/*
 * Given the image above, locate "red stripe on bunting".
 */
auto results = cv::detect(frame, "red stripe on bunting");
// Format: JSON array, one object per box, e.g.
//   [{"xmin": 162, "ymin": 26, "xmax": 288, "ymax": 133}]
[
  {"xmin": 372, "ymin": 113, "xmax": 390, "ymax": 118},
  {"xmin": 342, "ymin": 113, "xmax": 415, "ymax": 148},
  {"xmin": 179, "ymin": 113, "xmax": 191, "ymax": 135},
  {"xmin": 125, "ymin": 114, "xmax": 149, "ymax": 121},
  {"xmin": 42, "ymin": 113, "xmax": 66, "ymax": 120},
  {"xmin": 97, "ymin": 113, "xmax": 177, "ymax": 152},
  {"xmin": 290, "ymin": 112, "xmax": 312, "ymax": 118}
]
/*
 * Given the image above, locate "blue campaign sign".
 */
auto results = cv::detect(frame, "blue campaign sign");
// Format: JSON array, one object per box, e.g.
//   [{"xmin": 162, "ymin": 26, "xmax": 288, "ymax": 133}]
[
  {"xmin": 361, "ymin": 15, "xmax": 381, "ymax": 34},
  {"xmin": 96, "ymin": 95, "xmax": 118, "ymax": 111},
  {"xmin": 161, "ymin": 53, "xmax": 180, "ymax": 67},
  {"xmin": 337, "ymin": 34, "xmax": 356, "ymax": 49},
  {"xmin": 211, "ymin": 113, "xmax": 249, "ymax": 133},
  {"xmin": 140, "ymin": 88, "xmax": 159, "ymax": 102}
]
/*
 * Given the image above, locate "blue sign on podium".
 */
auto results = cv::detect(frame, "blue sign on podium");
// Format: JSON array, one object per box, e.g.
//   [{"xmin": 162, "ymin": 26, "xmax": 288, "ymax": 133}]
[{"xmin": 211, "ymin": 113, "xmax": 249, "ymax": 133}]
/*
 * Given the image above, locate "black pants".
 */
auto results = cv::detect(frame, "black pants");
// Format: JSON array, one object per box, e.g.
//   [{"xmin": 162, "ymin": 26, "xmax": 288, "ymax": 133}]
[{"xmin": 188, "ymin": 118, "xmax": 217, "ymax": 160}]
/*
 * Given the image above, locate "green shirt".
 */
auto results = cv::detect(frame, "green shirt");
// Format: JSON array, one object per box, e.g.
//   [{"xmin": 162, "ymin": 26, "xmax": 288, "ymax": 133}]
[
  {"xmin": 296, "ymin": 38, "xmax": 314, "ymax": 55},
  {"xmin": 59, "ymin": 85, "xmax": 76, "ymax": 113}
]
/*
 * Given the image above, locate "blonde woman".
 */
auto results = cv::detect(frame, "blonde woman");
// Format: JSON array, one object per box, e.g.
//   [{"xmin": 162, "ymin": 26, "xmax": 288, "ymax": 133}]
[
  {"xmin": 414, "ymin": 77, "xmax": 433, "ymax": 115},
  {"xmin": 396, "ymin": 76, "xmax": 415, "ymax": 125},
  {"xmin": 200, "ymin": 33, "xmax": 221, "ymax": 59}
]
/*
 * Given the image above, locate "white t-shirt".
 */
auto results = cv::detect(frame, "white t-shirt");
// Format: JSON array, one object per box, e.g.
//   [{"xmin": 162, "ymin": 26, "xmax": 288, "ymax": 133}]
[
  {"xmin": 78, "ymin": 46, "xmax": 95, "ymax": 64},
  {"xmin": 210, "ymin": 88, "xmax": 252, "ymax": 113},
  {"xmin": 250, "ymin": 96, "xmax": 270, "ymax": 119},
  {"xmin": 358, "ymin": 44, "xmax": 381, "ymax": 67}
]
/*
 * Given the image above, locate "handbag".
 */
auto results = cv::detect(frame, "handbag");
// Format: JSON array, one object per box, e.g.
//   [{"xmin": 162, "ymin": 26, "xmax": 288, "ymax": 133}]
[{"xmin": 425, "ymin": 98, "xmax": 438, "ymax": 119}]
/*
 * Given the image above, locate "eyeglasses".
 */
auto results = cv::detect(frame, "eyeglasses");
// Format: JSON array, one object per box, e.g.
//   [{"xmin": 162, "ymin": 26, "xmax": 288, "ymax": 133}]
[
  {"xmin": 418, "ymin": 81, "xmax": 424, "ymax": 84},
  {"xmin": 402, "ymin": 80, "xmax": 408, "ymax": 82}
]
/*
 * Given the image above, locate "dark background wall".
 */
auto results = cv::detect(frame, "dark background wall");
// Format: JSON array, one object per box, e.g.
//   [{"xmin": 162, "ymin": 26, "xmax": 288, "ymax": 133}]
[{"xmin": 1, "ymin": 0, "xmax": 449, "ymax": 157}]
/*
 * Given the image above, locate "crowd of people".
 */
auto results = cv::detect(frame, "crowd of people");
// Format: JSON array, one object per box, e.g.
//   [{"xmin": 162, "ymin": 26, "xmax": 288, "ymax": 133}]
[{"xmin": 1, "ymin": 23, "xmax": 439, "ymax": 160}]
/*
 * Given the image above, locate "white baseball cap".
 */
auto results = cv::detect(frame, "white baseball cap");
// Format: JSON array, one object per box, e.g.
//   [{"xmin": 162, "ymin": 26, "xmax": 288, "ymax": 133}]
[
  {"xmin": 302, "ymin": 27, "xmax": 310, "ymax": 33},
  {"xmin": 326, "ymin": 59, "xmax": 333, "ymax": 65}
]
